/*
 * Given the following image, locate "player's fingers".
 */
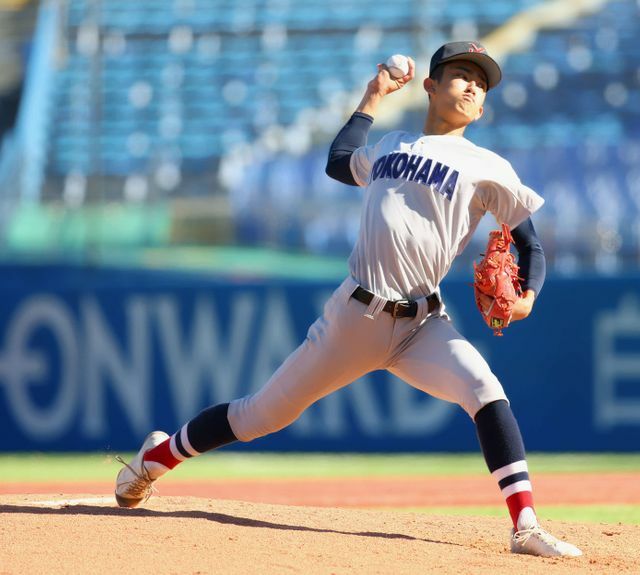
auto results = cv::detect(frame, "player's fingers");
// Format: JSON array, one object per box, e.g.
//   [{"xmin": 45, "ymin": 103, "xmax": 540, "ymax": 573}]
[
  {"xmin": 510, "ymin": 297, "xmax": 533, "ymax": 322},
  {"xmin": 376, "ymin": 63, "xmax": 392, "ymax": 81},
  {"xmin": 377, "ymin": 67, "xmax": 407, "ymax": 95},
  {"xmin": 391, "ymin": 58, "xmax": 414, "ymax": 88}
]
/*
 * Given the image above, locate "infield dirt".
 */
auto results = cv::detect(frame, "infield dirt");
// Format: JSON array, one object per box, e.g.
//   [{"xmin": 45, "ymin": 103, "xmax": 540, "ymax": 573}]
[{"xmin": 1, "ymin": 494, "xmax": 638, "ymax": 575}]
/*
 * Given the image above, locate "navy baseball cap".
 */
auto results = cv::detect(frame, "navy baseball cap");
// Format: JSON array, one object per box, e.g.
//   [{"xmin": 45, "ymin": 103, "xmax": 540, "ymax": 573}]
[{"xmin": 429, "ymin": 41, "xmax": 502, "ymax": 89}]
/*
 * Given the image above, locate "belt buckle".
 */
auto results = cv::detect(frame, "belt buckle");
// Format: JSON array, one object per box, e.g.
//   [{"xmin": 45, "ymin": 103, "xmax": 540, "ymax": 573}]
[{"xmin": 391, "ymin": 299, "xmax": 411, "ymax": 318}]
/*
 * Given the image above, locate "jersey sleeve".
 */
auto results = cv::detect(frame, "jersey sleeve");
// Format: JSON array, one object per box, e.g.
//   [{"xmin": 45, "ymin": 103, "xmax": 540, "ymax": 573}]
[
  {"xmin": 349, "ymin": 144, "xmax": 377, "ymax": 187},
  {"xmin": 476, "ymin": 157, "xmax": 544, "ymax": 229}
]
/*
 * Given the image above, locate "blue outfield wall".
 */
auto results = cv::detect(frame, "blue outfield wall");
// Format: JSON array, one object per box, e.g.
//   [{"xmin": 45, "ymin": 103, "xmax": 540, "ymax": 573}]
[{"xmin": 0, "ymin": 264, "xmax": 639, "ymax": 452}]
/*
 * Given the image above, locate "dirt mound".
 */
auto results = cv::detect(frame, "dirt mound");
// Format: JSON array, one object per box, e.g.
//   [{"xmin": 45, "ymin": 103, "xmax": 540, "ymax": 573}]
[{"xmin": 1, "ymin": 495, "xmax": 637, "ymax": 574}]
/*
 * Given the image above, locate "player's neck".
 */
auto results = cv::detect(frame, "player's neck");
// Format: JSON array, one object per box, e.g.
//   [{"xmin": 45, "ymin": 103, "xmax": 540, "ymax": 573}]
[{"xmin": 423, "ymin": 114, "xmax": 468, "ymax": 137}]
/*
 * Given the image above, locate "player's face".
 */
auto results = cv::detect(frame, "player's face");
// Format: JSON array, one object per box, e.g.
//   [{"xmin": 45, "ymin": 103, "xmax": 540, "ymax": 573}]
[{"xmin": 427, "ymin": 62, "xmax": 487, "ymax": 125}]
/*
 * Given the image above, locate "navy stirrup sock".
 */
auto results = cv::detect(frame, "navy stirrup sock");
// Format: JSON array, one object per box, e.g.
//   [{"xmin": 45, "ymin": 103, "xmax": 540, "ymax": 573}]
[
  {"xmin": 187, "ymin": 402, "xmax": 238, "ymax": 453},
  {"xmin": 475, "ymin": 399, "xmax": 536, "ymax": 530},
  {"xmin": 144, "ymin": 403, "xmax": 238, "ymax": 473}
]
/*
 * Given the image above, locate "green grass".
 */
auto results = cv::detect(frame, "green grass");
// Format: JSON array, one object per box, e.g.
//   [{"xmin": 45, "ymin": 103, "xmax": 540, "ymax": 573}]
[
  {"xmin": 395, "ymin": 504, "xmax": 640, "ymax": 525},
  {"xmin": 2, "ymin": 452, "xmax": 638, "ymax": 526},
  {"xmin": 0, "ymin": 452, "xmax": 638, "ymax": 482}
]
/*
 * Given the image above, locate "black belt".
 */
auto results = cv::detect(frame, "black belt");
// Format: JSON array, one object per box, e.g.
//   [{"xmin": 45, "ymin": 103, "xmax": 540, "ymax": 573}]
[{"xmin": 350, "ymin": 286, "xmax": 439, "ymax": 318}]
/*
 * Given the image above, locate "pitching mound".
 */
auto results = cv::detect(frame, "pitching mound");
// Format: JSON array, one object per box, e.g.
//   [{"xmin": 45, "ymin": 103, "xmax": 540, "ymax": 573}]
[{"xmin": 1, "ymin": 495, "xmax": 638, "ymax": 574}]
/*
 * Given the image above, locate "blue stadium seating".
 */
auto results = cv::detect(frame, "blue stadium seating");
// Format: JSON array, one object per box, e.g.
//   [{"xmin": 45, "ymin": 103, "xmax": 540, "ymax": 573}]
[
  {"xmin": 48, "ymin": 0, "xmax": 538, "ymax": 176},
  {"xmin": 41, "ymin": 0, "xmax": 640, "ymax": 270}
]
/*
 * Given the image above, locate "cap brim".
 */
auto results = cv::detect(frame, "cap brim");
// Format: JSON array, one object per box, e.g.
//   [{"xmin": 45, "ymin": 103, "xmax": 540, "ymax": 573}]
[{"xmin": 439, "ymin": 53, "xmax": 502, "ymax": 90}]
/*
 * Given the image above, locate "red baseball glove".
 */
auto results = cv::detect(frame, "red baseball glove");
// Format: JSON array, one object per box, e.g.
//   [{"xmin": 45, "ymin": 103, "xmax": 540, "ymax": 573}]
[{"xmin": 473, "ymin": 223, "xmax": 521, "ymax": 336}]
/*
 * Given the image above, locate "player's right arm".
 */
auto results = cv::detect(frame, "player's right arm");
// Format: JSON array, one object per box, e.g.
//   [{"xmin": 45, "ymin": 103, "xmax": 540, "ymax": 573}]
[
  {"xmin": 325, "ymin": 112, "xmax": 373, "ymax": 185},
  {"xmin": 325, "ymin": 58, "xmax": 415, "ymax": 186},
  {"xmin": 355, "ymin": 57, "xmax": 415, "ymax": 117}
]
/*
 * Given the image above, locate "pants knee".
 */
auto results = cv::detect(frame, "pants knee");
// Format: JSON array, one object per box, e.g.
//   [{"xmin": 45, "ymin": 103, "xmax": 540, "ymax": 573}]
[
  {"xmin": 228, "ymin": 394, "xmax": 304, "ymax": 442},
  {"xmin": 464, "ymin": 386, "xmax": 509, "ymax": 420}
]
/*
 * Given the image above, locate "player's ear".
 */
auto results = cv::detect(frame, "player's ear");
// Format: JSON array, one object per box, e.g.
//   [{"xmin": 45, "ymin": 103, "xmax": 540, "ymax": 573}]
[
  {"xmin": 423, "ymin": 77, "xmax": 436, "ymax": 95},
  {"xmin": 474, "ymin": 105, "xmax": 484, "ymax": 121}
]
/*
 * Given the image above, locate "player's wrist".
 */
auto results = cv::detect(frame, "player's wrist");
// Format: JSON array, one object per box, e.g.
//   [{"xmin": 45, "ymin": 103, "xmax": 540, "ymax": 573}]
[{"xmin": 356, "ymin": 92, "xmax": 383, "ymax": 116}]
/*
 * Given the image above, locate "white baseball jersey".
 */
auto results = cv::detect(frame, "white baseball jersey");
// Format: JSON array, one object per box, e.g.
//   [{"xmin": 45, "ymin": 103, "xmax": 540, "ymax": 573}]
[
  {"xmin": 229, "ymin": 129, "xmax": 543, "ymax": 441},
  {"xmin": 349, "ymin": 131, "xmax": 544, "ymax": 301}
]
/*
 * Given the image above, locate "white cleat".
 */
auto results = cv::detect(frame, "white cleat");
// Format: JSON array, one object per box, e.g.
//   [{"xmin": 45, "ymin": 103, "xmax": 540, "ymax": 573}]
[
  {"xmin": 115, "ymin": 431, "xmax": 169, "ymax": 508},
  {"xmin": 510, "ymin": 525, "xmax": 583, "ymax": 557}
]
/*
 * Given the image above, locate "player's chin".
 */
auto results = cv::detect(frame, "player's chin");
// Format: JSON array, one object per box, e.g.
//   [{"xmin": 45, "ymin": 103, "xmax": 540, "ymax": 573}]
[{"xmin": 452, "ymin": 105, "xmax": 478, "ymax": 124}]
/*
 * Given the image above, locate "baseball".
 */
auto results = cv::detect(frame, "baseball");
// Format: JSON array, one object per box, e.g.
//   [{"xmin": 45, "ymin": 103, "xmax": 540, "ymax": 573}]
[{"xmin": 385, "ymin": 54, "xmax": 409, "ymax": 78}]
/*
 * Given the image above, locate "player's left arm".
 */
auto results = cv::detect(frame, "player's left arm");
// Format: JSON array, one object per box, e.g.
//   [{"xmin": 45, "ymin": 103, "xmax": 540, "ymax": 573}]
[
  {"xmin": 476, "ymin": 160, "xmax": 545, "ymax": 323},
  {"xmin": 510, "ymin": 217, "xmax": 546, "ymax": 322}
]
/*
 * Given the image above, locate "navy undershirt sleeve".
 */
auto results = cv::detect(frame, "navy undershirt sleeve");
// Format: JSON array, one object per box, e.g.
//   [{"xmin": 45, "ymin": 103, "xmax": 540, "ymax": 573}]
[
  {"xmin": 325, "ymin": 112, "xmax": 374, "ymax": 186},
  {"xmin": 511, "ymin": 217, "xmax": 546, "ymax": 297}
]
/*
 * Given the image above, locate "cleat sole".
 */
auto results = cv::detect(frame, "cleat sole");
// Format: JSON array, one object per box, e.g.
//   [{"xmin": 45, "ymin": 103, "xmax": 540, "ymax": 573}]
[{"xmin": 115, "ymin": 492, "xmax": 143, "ymax": 508}]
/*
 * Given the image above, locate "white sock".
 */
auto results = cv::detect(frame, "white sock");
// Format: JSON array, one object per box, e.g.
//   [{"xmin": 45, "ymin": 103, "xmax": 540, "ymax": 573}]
[
  {"xmin": 143, "ymin": 460, "xmax": 171, "ymax": 480},
  {"xmin": 516, "ymin": 506, "xmax": 538, "ymax": 531}
]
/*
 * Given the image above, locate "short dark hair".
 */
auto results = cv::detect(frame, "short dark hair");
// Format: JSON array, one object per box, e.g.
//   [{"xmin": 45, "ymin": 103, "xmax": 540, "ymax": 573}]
[{"xmin": 429, "ymin": 64, "xmax": 445, "ymax": 82}]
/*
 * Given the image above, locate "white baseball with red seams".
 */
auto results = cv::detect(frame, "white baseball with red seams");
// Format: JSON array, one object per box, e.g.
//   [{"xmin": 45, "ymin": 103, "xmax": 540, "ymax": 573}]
[{"xmin": 385, "ymin": 54, "xmax": 409, "ymax": 78}]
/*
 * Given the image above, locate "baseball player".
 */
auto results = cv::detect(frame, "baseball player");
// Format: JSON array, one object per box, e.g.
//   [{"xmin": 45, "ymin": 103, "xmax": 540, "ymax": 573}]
[{"xmin": 116, "ymin": 41, "xmax": 582, "ymax": 558}]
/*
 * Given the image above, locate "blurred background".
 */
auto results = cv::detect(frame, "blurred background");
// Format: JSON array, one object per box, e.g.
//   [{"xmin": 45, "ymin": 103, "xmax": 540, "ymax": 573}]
[{"xmin": 0, "ymin": 0, "xmax": 639, "ymax": 452}]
